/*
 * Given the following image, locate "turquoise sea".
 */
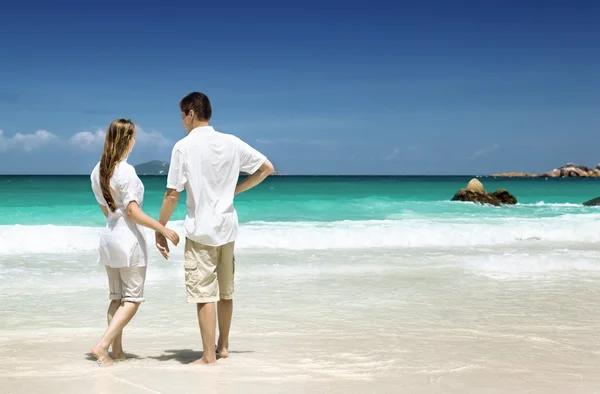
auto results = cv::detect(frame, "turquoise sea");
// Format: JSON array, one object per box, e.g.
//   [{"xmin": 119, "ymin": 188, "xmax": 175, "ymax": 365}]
[
  {"xmin": 2, "ymin": 175, "xmax": 600, "ymax": 226},
  {"xmin": 2, "ymin": 175, "xmax": 600, "ymax": 391},
  {"xmin": 2, "ymin": 175, "xmax": 600, "ymax": 251}
]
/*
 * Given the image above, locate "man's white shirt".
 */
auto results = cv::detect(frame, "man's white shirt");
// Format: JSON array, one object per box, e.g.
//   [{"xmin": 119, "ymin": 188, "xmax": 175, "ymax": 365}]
[{"xmin": 167, "ymin": 126, "xmax": 266, "ymax": 246}]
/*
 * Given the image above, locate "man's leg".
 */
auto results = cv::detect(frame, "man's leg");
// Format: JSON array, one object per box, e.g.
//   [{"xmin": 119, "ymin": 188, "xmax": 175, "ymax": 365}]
[
  {"xmin": 217, "ymin": 299, "xmax": 233, "ymax": 358},
  {"xmin": 193, "ymin": 302, "xmax": 217, "ymax": 364},
  {"xmin": 184, "ymin": 238, "xmax": 221, "ymax": 365},
  {"xmin": 216, "ymin": 243, "xmax": 235, "ymax": 358}
]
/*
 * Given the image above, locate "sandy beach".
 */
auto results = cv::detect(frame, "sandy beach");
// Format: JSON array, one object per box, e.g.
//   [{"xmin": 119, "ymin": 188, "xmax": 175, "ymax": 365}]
[{"xmin": 2, "ymin": 244, "xmax": 600, "ymax": 394}]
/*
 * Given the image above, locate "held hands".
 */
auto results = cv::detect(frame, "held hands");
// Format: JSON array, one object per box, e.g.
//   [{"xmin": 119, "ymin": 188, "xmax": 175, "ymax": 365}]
[{"xmin": 156, "ymin": 227, "xmax": 179, "ymax": 260}]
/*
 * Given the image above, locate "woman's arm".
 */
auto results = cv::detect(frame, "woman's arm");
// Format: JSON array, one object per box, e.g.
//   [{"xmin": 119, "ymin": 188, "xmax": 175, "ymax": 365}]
[
  {"xmin": 126, "ymin": 201, "xmax": 166, "ymax": 233},
  {"xmin": 126, "ymin": 201, "xmax": 180, "ymax": 245},
  {"xmin": 99, "ymin": 204, "xmax": 108, "ymax": 218}
]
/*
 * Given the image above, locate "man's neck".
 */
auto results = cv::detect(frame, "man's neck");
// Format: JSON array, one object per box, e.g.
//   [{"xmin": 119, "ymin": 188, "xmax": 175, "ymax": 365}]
[{"xmin": 190, "ymin": 121, "xmax": 209, "ymax": 131}]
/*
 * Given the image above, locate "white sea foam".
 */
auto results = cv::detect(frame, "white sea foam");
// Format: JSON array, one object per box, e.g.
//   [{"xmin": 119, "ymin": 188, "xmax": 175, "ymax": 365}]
[
  {"xmin": 2, "ymin": 213, "xmax": 600, "ymax": 254},
  {"xmin": 522, "ymin": 201, "xmax": 585, "ymax": 207}
]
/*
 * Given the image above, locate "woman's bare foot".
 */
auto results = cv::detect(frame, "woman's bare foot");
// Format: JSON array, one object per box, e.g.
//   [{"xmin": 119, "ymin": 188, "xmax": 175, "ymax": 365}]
[
  {"xmin": 112, "ymin": 352, "xmax": 127, "ymax": 362},
  {"xmin": 92, "ymin": 345, "xmax": 114, "ymax": 367}
]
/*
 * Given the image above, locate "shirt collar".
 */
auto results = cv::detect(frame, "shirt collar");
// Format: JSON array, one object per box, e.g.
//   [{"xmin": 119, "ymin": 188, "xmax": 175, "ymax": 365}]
[{"xmin": 189, "ymin": 126, "xmax": 214, "ymax": 135}]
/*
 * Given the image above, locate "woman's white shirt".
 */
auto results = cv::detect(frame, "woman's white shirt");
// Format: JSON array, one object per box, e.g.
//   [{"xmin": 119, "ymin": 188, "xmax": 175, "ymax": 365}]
[{"xmin": 90, "ymin": 160, "xmax": 148, "ymax": 268}]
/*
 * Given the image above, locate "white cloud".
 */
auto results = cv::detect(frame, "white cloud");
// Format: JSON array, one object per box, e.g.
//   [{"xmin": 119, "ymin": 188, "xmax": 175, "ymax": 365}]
[
  {"xmin": 70, "ymin": 126, "xmax": 171, "ymax": 151},
  {"xmin": 0, "ymin": 129, "xmax": 58, "ymax": 152},
  {"xmin": 0, "ymin": 126, "xmax": 171, "ymax": 152},
  {"xmin": 70, "ymin": 129, "xmax": 106, "ymax": 150},
  {"xmin": 135, "ymin": 127, "xmax": 171, "ymax": 148}
]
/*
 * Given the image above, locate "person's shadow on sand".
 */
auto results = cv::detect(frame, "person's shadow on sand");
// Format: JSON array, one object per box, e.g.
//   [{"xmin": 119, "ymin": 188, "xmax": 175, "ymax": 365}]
[
  {"xmin": 148, "ymin": 349, "xmax": 254, "ymax": 364},
  {"xmin": 84, "ymin": 352, "xmax": 141, "ymax": 362}
]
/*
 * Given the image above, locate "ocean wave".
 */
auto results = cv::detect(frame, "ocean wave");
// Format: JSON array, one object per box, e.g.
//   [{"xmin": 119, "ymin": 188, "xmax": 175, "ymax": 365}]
[
  {"xmin": 2, "ymin": 214, "xmax": 600, "ymax": 254},
  {"xmin": 517, "ymin": 201, "xmax": 587, "ymax": 207}
]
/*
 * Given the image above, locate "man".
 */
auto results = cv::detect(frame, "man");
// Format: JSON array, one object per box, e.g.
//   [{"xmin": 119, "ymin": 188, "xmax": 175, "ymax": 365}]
[{"xmin": 155, "ymin": 92, "xmax": 274, "ymax": 365}]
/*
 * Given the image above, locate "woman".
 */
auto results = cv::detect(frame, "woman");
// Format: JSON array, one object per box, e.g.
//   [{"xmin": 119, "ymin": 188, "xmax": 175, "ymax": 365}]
[{"xmin": 90, "ymin": 118, "xmax": 179, "ymax": 366}]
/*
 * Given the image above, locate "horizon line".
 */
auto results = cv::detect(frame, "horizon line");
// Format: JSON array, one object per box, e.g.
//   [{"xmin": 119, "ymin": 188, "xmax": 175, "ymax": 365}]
[{"xmin": 0, "ymin": 173, "xmax": 589, "ymax": 178}]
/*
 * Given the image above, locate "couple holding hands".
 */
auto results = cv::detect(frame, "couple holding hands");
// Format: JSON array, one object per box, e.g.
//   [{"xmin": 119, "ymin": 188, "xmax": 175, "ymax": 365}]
[{"xmin": 89, "ymin": 92, "xmax": 274, "ymax": 366}]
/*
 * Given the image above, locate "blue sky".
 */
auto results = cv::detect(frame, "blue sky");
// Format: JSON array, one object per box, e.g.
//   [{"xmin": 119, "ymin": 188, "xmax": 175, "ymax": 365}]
[{"xmin": 0, "ymin": 0, "xmax": 599, "ymax": 175}]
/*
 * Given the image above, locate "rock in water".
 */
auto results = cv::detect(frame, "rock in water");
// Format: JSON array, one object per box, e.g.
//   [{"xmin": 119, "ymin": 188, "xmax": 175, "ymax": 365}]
[
  {"xmin": 490, "ymin": 189, "xmax": 517, "ymax": 205},
  {"xmin": 451, "ymin": 179, "xmax": 518, "ymax": 206},
  {"xmin": 582, "ymin": 197, "xmax": 600, "ymax": 206},
  {"xmin": 466, "ymin": 178, "xmax": 485, "ymax": 193},
  {"xmin": 451, "ymin": 189, "xmax": 502, "ymax": 206}
]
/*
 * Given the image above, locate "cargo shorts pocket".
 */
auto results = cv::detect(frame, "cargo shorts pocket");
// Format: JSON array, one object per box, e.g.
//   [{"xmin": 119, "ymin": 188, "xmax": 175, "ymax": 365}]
[{"xmin": 184, "ymin": 260, "xmax": 199, "ymax": 281}]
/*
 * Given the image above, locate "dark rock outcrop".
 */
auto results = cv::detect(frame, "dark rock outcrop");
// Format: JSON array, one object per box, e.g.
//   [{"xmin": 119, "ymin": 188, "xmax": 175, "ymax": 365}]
[
  {"xmin": 490, "ymin": 189, "xmax": 518, "ymax": 205},
  {"xmin": 452, "ymin": 189, "xmax": 503, "ymax": 206},
  {"xmin": 582, "ymin": 197, "xmax": 600, "ymax": 206},
  {"xmin": 451, "ymin": 179, "xmax": 518, "ymax": 206}
]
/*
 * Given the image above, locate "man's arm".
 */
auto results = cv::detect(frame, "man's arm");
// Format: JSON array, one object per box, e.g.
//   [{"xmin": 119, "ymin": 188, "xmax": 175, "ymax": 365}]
[
  {"xmin": 156, "ymin": 144, "xmax": 186, "ymax": 260},
  {"xmin": 161, "ymin": 145, "xmax": 185, "ymax": 225},
  {"xmin": 158, "ymin": 188, "xmax": 180, "ymax": 226},
  {"xmin": 235, "ymin": 159, "xmax": 275, "ymax": 196},
  {"xmin": 155, "ymin": 188, "xmax": 180, "ymax": 260}
]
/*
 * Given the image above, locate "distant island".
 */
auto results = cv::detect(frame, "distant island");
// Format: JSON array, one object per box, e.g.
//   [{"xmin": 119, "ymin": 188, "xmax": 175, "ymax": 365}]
[
  {"xmin": 134, "ymin": 160, "xmax": 285, "ymax": 175},
  {"xmin": 134, "ymin": 160, "xmax": 169, "ymax": 175},
  {"xmin": 492, "ymin": 163, "xmax": 600, "ymax": 178}
]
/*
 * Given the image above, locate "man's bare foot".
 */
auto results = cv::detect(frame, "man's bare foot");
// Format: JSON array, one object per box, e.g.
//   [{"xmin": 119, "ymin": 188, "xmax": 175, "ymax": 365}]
[
  {"xmin": 216, "ymin": 345, "xmax": 229, "ymax": 359},
  {"xmin": 190, "ymin": 357, "xmax": 217, "ymax": 366},
  {"xmin": 92, "ymin": 346, "xmax": 114, "ymax": 367}
]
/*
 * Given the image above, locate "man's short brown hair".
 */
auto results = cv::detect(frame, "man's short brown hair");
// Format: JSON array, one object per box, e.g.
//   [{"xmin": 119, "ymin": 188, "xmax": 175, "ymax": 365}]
[{"xmin": 180, "ymin": 92, "xmax": 212, "ymax": 121}]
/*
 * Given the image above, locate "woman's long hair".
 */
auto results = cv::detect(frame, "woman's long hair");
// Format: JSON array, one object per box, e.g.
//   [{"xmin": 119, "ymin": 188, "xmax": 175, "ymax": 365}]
[{"xmin": 99, "ymin": 119, "xmax": 136, "ymax": 212}]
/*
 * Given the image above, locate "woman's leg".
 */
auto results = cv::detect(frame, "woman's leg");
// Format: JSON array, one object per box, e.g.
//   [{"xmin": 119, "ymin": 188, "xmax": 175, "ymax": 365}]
[
  {"xmin": 113, "ymin": 247, "xmax": 147, "ymax": 359},
  {"xmin": 93, "ymin": 267, "xmax": 124, "ymax": 366},
  {"xmin": 106, "ymin": 300, "xmax": 125, "ymax": 359},
  {"xmin": 92, "ymin": 301, "xmax": 140, "ymax": 365},
  {"xmin": 93, "ymin": 249, "xmax": 146, "ymax": 366},
  {"xmin": 93, "ymin": 264, "xmax": 143, "ymax": 365}
]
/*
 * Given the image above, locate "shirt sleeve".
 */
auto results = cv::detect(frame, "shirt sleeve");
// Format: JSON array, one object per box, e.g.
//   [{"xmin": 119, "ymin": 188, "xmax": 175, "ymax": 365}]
[
  {"xmin": 236, "ymin": 137, "xmax": 266, "ymax": 174},
  {"xmin": 90, "ymin": 166, "xmax": 107, "ymax": 207},
  {"xmin": 116, "ymin": 165, "xmax": 143, "ymax": 207},
  {"xmin": 166, "ymin": 146, "xmax": 187, "ymax": 192}
]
